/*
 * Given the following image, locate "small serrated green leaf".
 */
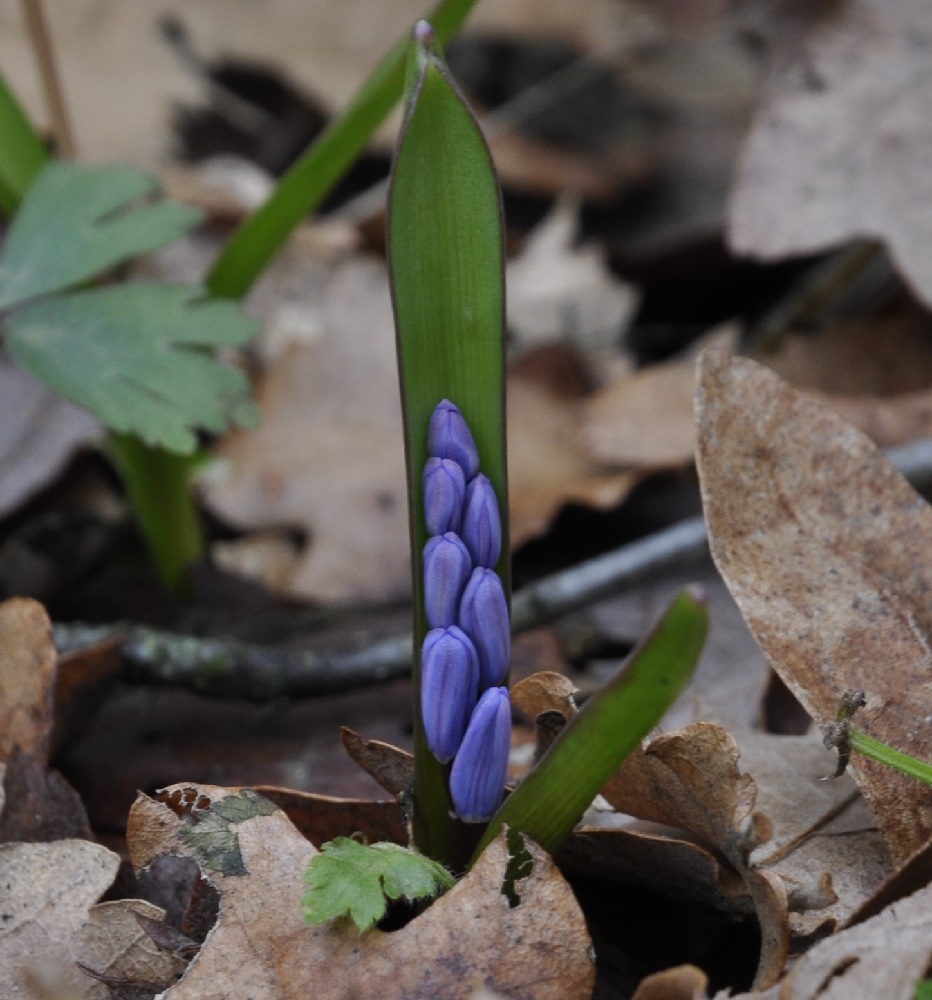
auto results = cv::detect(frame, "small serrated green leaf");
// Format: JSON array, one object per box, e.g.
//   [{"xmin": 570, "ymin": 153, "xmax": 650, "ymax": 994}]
[
  {"xmin": 6, "ymin": 284, "xmax": 259, "ymax": 454},
  {"xmin": 302, "ymin": 838, "xmax": 454, "ymax": 932},
  {"xmin": 472, "ymin": 588, "xmax": 709, "ymax": 863},
  {"xmin": 0, "ymin": 161, "xmax": 201, "ymax": 310}
]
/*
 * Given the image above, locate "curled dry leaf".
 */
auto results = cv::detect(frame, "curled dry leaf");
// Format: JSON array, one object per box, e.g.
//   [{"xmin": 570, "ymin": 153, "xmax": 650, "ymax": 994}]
[
  {"xmin": 509, "ymin": 671, "xmax": 578, "ymax": 722},
  {"xmin": 602, "ymin": 722, "xmax": 788, "ymax": 988},
  {"xmin": 339, "ymin": 726, "xmax": 413, "ymax": 799},
  {"xmin": 568, "ymin": 725, "xmax": 886, "ymax": 944},
  {"xmin": 128, "ymin": 782, "xmax": 594, "ymax": 1000},
  {"xmin": 724, "ymin": 881, "xmax": 932, "ymax": 1000},
  {"xmin": 729, "ymin": 0, "xmax": 932, "ymax": 308},
  {"xmin": 696, "ymin": 350, "xmax": 932, "ymax": 865}
]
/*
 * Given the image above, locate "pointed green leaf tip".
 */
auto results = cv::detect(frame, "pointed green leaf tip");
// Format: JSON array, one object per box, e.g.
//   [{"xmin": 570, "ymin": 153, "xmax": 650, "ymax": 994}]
[
  {"xmin": 302, "ymin": 838, "xmax": 455, "ymax": 932},
  {"xmin": 389, "ymin": 8, "xmax": 506, "ymax": 865},
  {"xmin": 473, "ymin": 587, "xmax": 709, "ymax": 862}
]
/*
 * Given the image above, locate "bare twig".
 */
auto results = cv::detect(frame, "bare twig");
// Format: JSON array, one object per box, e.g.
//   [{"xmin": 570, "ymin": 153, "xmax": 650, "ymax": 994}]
[
  {"xmin": 21, "ymin": 0, "xmax": 76, "ymax": 156},
  {"xmin": 53, "ymin": 438, "xmax": 932, "ymax": 700}
]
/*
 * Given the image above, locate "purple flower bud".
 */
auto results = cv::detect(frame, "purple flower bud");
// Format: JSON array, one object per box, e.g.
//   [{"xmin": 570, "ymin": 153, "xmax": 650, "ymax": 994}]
[
  {"xmin": 461, "ymin": 474, "xmax": 501, "ymax": 568},
  {"xmin": 449, "ymin": 686, "xmax": 511, "ymax": 822},
  {"xmin": 421, "ymin": 626, "xmax": 480, "ymax": 764},
  {"xmin": 423, "ymin": 457, "xmax": 466, "ymax": 536},
  {"xmin": 458, "ymin": 567, "xmax": 510, "ymax": 687},
  {"xmin": 428, "ymin": 400, "xmax": 480, "ymax": 480},
  {"xmin": 423, "ymin": 533, "xmax": 472, "ymax": 628}
]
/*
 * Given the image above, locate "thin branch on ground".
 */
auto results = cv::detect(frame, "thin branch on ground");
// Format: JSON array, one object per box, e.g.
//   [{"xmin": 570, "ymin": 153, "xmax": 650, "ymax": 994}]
[{"xmin": 53, "ymin": 438, "xmax": 932, "ymax": 700}]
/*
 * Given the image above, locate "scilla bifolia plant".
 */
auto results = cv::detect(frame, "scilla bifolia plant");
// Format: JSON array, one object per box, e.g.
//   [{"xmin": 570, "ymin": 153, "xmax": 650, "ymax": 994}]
[
  {"xmin": 302, "ymin": 24, "xmax": 709, "ymax": 929},
  {"xmin": 0, "ymin": 0, "xmax": 479, "ymax": 588}
]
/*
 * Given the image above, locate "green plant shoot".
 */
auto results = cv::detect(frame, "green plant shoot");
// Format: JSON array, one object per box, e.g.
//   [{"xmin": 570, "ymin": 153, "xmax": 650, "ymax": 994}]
[{"xmin": 389, "ymin": 24, "xmax": 507, "ymax": 865}]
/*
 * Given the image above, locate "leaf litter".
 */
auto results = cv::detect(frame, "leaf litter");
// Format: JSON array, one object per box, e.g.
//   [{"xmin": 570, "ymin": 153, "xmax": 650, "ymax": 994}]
[
  {"xmin": 127, "ymin": 783, "xmax": 595, "ymax": 999},
  {"xmin": 696, "ymin": 349, "xmax": 932, "ymax": 866}
]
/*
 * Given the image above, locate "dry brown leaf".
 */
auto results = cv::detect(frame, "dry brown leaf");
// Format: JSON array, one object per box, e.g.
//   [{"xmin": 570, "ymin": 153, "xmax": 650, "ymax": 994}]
[
  {"xmin": 0, "ymin": 598, "xmax": 56, "ymax": 760},
  {"xmin": 0, "ymin": 598, "xmax": 91, "ymax": 841},
  {"xmin": 729, "ymin": 881, "xmax": 932, "ymax": 1000},
  {"xmin": 509, "ymin": 671, "xmax": 578, "ymax": 721},
  {"xmin": 603, "ymin": 723, "xmax": 789, "ymax": 988},
  {"xmin": 204, "ymin": 264, "xmax": 633, "ymax": 599},
  {"xmin": 202, "ymin": 256, "xmax": 409, "ymax": 602},
  {"xmin": 255, "ymin": 786, "xmax": 407, "ymax": 848},
  {"xmin": 581, "ymin": 361, "xmax": 697, "ymax": 469},
  {"xmin": 696, "ymin": 350, "xmax": 932, "ymax": 865},
  {"xmin": 579, "ymin": 325, "xmax": 737, "ymax": 471},
  {"xmin": 74, "ymin": 899, "xmax": 188, "ymax": 994},
  {"xmin": 728, "ymin": 0, "xmax": 932, "ymax": 308},
  {"xmin": 507, "ymin": 344, "xmax": 639, "ymax": 546},
  {"xmin": 338, "ymin": 727, "xmax": 413, "ymax": 799},
  {"xmin": 128, "ymin": 782, "xmax": 595, "ymax": 999},
  {"xmin": 506, "ymin": 199, "xmax": 639, "ymax": 350},
  {"xmin": 0, "ymin": 360, "xmax": 101, "ymax": 521},
  {"xmin": 0, "ymin": 839, "xmax": 120, "ymax": 998},
  {"xmin": 631, "ymin": 965, "xmax": 709, "ymax": 1000}
]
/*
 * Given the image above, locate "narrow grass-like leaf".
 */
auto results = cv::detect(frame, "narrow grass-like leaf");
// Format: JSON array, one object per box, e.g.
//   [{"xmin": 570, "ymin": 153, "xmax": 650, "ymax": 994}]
[
  {"xmin": 0, "ymin": 72, "xmax": 48, "ymax": 215},
  {"xmin": 388, "ymin": 27, "xmax": 506, "ymax": 864},
  {"xmin": 0, "ymin": 161, "xmax": 201, "ymax": 310},
  {"xmin": 849, "ymin": 728, "xmax": 932, "ymax": 785},
  {"xmin": 302, "ymin": 838, "xmax": 454, "ymax": 932},
  {"xmin": 472, "ymin": 588, "xmax": 708, "ymax": 863},
  {"xmin": 206, "ymin": 0, "xmax": 479, "ymax": 300},
  {"xmin": 6, "ymin": 284, "xmax": 259, "ymax": 454}
]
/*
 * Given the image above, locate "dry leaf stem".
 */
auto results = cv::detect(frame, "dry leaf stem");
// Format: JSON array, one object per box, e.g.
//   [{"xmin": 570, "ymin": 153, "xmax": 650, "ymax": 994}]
[{"xmin": 52, "ymin": 438, "xmax": 932, "ymax": 700}]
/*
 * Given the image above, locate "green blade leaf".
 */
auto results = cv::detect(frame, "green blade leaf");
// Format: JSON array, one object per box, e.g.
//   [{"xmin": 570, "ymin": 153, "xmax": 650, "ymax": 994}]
[
  {"xmin": 6, "ymin": 284, "xmax": 259, "ymax": 454},
  {"xmin": 302, "ymin": 838, "xmax": 455, "ymax": 932},
  {"xmin": 388, "ymin": 27, "xmax": 506, "ymax": 863},
  {"xmin": 0, "ymin": 72, "xmax": 49, "ymax": 215},
  {"xmin": 472, "ymin": 588, "xmax": 709, "ymax": 862},
  {"xmin": 0, "ymin": 161, "xmax": 202, "ymax": 310},
  {"xmin": 206, "ymin": 0, "xmax": 479, "ymax": 300}
]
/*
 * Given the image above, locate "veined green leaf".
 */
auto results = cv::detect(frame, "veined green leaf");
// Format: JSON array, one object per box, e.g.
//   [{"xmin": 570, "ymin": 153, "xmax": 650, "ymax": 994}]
[
  {"xmin": 6, "ymin": 284, "xmax": 259, "ymax": 454},
  {"xmin": 0, "ymin": 161, "xmax": 201, "ymax": 310},
  {"xmin": 206, "ymin": 0, "xmax": 479, "ymax": 300},
  {"xmin": 388, "ymin": 26, "xmax": 506, "ymax": 864},
  {"xmin": 302, "ymin": 838, "xmax": 455, "ymax": 932},
  {"xmin": 473, "ymin": 588, "xmax": 709, "ymax": 862},
  {"xmin": 0, "ymin": 72, "xmax": 49, "ymax": 215}
]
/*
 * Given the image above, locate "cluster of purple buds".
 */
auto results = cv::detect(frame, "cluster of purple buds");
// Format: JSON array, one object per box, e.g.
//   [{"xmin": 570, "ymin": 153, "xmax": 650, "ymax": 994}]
[{"xmin": 421, "ymin": 400, "xmax": 511, "ymax": 823}]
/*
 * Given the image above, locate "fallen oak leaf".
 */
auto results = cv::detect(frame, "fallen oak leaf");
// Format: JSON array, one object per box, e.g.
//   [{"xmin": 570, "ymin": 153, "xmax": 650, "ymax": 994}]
[
  {"xmin": 695, "ymin": 349, "xmax": 932, "ymax": 864},
  {"xmin": 128, "ymin": 782, "xmax": 595, "ymax": 999}
]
